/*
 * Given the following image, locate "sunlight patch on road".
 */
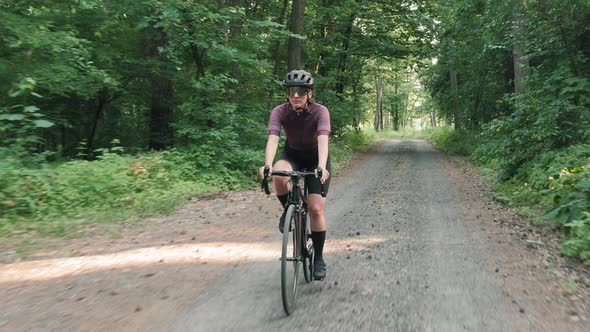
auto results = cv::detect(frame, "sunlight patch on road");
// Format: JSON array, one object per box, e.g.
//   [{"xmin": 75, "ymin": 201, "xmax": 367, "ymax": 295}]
[
  {"xmin": 0, "ymin": 242, "xmax": 279, "ymax": 283},
  {"xmin": 0, "ymin": 236, "xmax": 389, "ymax": 283},
  {"xmin": 328, "ymin": 236, "xmax": 389, "ymax": 252}
]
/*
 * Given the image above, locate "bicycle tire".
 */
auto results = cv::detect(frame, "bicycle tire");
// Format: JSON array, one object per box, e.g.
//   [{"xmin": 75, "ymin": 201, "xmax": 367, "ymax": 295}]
[{"xmin": 281, "ymin": 204, "xmax": 299, "ymax": 315}]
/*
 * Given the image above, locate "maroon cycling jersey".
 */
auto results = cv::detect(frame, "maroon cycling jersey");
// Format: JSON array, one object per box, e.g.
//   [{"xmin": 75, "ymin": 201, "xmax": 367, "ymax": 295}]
[{"xmin": 268, "ymin": 102, "xmax": 331, "ymax": 150}]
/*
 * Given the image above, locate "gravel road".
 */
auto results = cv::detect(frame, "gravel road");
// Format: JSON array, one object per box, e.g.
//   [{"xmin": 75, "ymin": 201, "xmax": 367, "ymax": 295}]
[
  {"xmin": 2, "ymin": 139, "xmax": 586, "ymax": 332},
  {"xmin": 169, "ymin": 139, "xmax": 580, "ymax": 331}
]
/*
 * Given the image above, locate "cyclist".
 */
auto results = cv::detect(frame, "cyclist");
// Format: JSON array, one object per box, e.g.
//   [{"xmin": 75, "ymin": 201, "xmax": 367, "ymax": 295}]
[{"xmin": 259, "ymin": 69, "xmax": 331, "ymax": 280}]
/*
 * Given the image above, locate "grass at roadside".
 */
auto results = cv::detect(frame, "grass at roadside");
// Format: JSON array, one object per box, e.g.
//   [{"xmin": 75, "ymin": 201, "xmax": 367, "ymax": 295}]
[
  {"xmin": 0, "ymin": 130, "xmax": 382, "ymax": 243},
  {"xmin": 372, "ymin": 128, "xmax": 434, "ymax": 140}
]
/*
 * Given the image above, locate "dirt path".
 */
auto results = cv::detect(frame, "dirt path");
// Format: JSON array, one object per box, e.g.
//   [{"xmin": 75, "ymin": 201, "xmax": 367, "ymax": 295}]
[{"xmin": 1, "ymin": 139, "xmax": 588, "ymax": 331}]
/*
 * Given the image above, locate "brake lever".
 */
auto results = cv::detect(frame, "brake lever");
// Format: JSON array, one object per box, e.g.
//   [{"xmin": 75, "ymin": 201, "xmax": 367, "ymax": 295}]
[
  {"xmin": 316, "ymin": 167, "xmax": 326, "ymax": 198},
  {"xmin": 262, "ymin": 166, "xmax": 270, "ymax": 195}
]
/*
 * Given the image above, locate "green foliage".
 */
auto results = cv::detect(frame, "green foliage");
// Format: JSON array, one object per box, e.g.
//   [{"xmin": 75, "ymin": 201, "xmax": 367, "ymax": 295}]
[
  {"xmin": 430, "ymin": 127, "xmax": 478, "ymax": 156},
  {"xmin": 0, "ymin": 80, "xmax": 55, "ymax": 165},
  {"xmin": 0, "ymin": 147, "xmax": 254, "ymax": 237},
  {"xmin": 373, "ymin": 128, "xmax": 433, "ymax": 140},
  {"xmin": 562, "ymin": 213, "xmax": 590, "ymax": 264},
  {"xmin": 472, "ymin": 65, "xmax": 590, "ymax": 180},
  {"xmin": 340, "ymin": 130, "xmax": 374, "ymax": 151},
  {"xmin": 544, "ymin": 160, "xmax": 590, "ymax": 263},
  {"xmin": 439, "ymin": 129, "xmax": 590, "ymax": 264}
]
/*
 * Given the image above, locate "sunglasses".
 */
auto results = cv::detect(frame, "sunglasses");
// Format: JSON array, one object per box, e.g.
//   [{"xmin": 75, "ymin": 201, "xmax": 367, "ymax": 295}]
[{"xmin": 286, "ymin": 86, "xmax": 310, "ymax": 97}]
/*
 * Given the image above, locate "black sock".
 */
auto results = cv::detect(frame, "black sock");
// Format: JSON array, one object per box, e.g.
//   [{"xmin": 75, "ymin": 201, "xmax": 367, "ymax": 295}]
[
  {"xmin": 277, "ymin": 193, "xmax": 288, "ymax": 208},
  {"xmin": 311, "ymin": 231, "xmax": 326, "ymax": 260}
]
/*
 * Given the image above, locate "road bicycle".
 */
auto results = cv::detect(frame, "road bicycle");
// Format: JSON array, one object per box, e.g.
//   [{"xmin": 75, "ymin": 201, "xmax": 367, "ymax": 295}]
[{"xmin": 261, "ymin": 166, "xmax": 325, "ymax": 315}]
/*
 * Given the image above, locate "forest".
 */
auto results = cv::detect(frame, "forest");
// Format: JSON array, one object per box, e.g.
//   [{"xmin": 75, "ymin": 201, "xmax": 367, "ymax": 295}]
[{"xmin": 1, "ymin": 0, "xmax": 589, "ymax": 262}]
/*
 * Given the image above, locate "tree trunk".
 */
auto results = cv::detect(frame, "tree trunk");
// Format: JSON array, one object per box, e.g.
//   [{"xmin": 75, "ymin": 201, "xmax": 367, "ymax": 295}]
[
  {"xmin": 272, "ymin": 0, "xmax": 290, "ymax": 78},
  {"xmin": 86, "ymin": 91, "xmax": 108, "ymax": 158},
  {"xmin": 316, "ymin": 0, "xmax": 334, "ymax": 76},
  {"xmin": 512, "ymin": 3, "xmax": 529, "ymax": 108},
  {"xmin": 352, "ymin": 74, "xmax": 361, "ymax": 131},
  {"xmin": 145, "ymin": 26, "xmax": 174, "ymax": 150},
  {"xmin": 393, "ymin": 71, "xmax": 399, "ymax": 130},
  {"xmin": 449, "ymin": 64, "xmax": 461, "ymax": 130},
  {"xmin": 374, "ymin": 77, "xmax": 383, "ymax": 131},
  {"xmin": 227, "ymin": 0, "xmax": 245, "ymax": 92},
  {"xmin": 393, "ymin": 108, "xmax": 400, "ymax": 130},
  {"xmin": 288, "ymin": 0, "xmax": 306, "ymax": 70},
  {"xmin": 335, "ymin": 12, "xmax": 355, "ymax": 97},
  {"xmin": 190, "ymin": 44, "xmax": 206, "ymax": 79}
]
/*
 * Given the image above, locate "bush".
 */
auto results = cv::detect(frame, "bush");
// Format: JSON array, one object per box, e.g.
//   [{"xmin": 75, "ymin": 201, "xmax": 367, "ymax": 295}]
[
  {"xmin": 562, "ymin": 213, "xmax": 590, "ymax": 264},
  {"xmin": 0, "ymin": 145, "xmax": 258, "ymax": 236},
  {"xmin": 430, "ymin": 127, "xmax": 478, "ymax": 156},
  {"xmin": 341, "ymin": 130, "xmax": 374, "ymax": 151}
]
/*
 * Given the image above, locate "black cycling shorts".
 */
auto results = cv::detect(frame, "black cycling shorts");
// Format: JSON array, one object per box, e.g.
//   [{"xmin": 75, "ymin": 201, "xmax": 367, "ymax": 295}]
[{"xmin": 278, "ymin": 144, "xmax": 331, "ymax": 196}]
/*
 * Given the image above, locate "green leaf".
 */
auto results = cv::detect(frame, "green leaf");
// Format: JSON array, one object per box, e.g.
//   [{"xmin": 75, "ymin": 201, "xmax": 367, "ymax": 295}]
[
  {"xmin": 576, "ymin": 180, "xmax": 590, "ymax": 191},
  {"xmin": 24, "ymin": 135, "xmax": 42, "ymax": 143},
  {"xmin": 33, "ymin": 120, "xmax": 54, "ymax": 128},
  {"xmin": 24, "ymin": 106, "xmax": 40, "ymax": 113},
  {"xmin": 544, "ymin": 207, "xmax": 561, "ymax": 220},
  {"xmin": 8, "ymin": 89, "xmax": 21, "ymax": 97},
  {"xmin": 0, "ymin": 114, "xmax": 25, "ymax": 121}
]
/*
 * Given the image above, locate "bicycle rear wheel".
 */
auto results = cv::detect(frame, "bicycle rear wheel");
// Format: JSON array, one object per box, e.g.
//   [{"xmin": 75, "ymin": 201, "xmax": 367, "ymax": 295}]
[{"xmin": 281, "ymin": 204, "xmax": 300, "ymax": 315}]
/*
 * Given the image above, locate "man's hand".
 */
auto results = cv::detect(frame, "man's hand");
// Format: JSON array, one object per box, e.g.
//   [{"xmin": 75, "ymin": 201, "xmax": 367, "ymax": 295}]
[
  {"xmin": 316, "ymin": 167, "xmax": 330, "ymax": 184},
  {"xmin": 259, "ymin": 165, "xmax": 272, "ymax": 179}
]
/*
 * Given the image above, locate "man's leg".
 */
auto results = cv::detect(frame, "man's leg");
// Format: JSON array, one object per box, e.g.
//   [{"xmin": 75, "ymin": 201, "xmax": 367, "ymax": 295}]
[
  {"xmin": 308, "ymin": 194, "xmax": 327, "ymax": 279},
  {"xmin": 273, "ymin": 160, "xmax": 293, "ymax": 232}
]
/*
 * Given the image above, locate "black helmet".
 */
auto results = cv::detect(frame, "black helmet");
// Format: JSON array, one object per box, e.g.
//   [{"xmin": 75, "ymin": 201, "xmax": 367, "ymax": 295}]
[{"xmin": 282, "ymin": 70, "xmax": 314, "ymax": 88}]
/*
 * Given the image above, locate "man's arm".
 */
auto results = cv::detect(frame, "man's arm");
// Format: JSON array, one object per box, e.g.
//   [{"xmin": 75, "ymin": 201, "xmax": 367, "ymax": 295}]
[
  {"xmin": 317, "ymin": 134, "xmax": 329, "ymax": 184},
  {"xmin": 260, "ymin": 134, "xmax": 280, "ymax": 178},
  {"xmin": 265, "ymin": 134, "xmax": 280, "ymax": 166}
]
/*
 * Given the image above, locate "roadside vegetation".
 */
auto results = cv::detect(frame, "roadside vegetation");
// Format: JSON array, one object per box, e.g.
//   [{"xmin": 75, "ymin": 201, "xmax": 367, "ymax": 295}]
[
  {"xmin": 0, "ymin": 122, "xmax": 370, "ymax": 239},
  {"xmin": 432, "ymin": 127, "xmax": 590, "ymax": 264}
]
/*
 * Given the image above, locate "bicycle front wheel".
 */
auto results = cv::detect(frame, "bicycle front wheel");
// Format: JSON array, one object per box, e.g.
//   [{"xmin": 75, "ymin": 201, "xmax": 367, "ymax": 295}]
[
  {"xmin": 302, "ymin": 212, "xmax": 314, "ymax": 283},
  {"xmin": 281, "ymin": 204, "xmax": 300, "ymax": 315}
]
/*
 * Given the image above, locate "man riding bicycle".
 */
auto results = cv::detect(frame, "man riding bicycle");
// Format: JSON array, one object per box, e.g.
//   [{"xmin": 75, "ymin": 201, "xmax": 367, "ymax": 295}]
[{"xmin": 259, "ymin": 69, "xmax": 331, "ymax": 280}]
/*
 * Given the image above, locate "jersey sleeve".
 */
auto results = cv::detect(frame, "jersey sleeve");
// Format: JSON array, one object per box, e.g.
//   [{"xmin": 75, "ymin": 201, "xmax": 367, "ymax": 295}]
[
  {"xmin": 267, "ymin": 106, "xmax": 282, "ymax": 136},
  {"xmin": 316, "ymin": 105, "xmax": 331, "ymax": 136}
]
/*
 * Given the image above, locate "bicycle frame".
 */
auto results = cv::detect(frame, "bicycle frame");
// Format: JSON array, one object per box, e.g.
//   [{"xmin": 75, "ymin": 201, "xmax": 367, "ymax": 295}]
[{"xmin": 286, "ymin": 174, "xmax": 309, "ymax": 216}]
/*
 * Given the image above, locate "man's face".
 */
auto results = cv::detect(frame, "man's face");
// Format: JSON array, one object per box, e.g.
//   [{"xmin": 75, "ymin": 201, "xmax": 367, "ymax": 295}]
[{"xmin": 287, "ymin": 86, "xmax": 312, "ymax": 111}]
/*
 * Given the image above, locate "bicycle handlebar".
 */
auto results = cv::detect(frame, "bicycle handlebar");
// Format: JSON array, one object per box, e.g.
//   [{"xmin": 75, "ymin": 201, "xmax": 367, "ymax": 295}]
[{"xmin": 261, "ymin": 166, "xmax": 326, "ymax": 197}]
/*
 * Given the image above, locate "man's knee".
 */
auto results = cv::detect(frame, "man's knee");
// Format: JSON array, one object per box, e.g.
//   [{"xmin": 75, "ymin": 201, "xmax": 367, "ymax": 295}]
[
  {"xmin": 273, "ymin": 160, "xmax": 292, "ymax": 170},
  {"xmin": 308, "ymin": 202, "xmax": 324, "ymax": 216}
]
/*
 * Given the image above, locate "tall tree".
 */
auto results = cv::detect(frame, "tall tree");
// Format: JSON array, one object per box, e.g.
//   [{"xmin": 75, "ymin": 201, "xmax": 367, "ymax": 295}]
[
  {"xmin": 449, "ymin": 63, "xmax": 460, "ymax": 130},
  {"xmin": 144, "ymin": 24, "xmax": 174, "ymax": 150},
  {"xmin": 288, "ymin": 0, "xmax": 306, "ymax": 70},
  {"xmin": 374, "ymin": 75, "xmax": 383, "ymax": 131},
  {"xmin": 511, "ymin": 0, "xmax": 529, "ymax": 108}
]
